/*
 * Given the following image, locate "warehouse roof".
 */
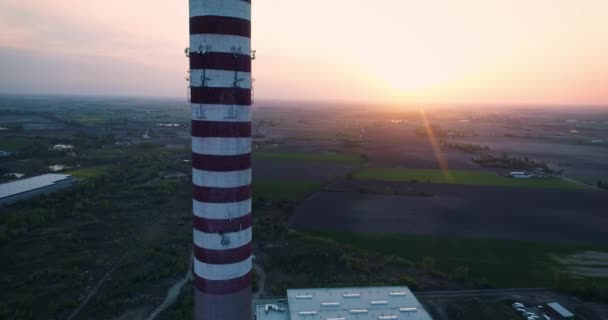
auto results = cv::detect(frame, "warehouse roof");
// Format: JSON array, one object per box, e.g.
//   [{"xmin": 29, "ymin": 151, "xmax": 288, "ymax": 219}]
[
  {"xmin": 255, "ymin": 286, "xmax": 432, "ymax": 320},
  {"xmin": 0, "ymin": 174, "xmax": 72, "ymax": 199},
  {"xmin": 287, "ymin": 286, "xmax": 432, "ymax": 320},
  {"xmin": 547, "ymin": 302, "xmax": 574, "ymax": 318}
]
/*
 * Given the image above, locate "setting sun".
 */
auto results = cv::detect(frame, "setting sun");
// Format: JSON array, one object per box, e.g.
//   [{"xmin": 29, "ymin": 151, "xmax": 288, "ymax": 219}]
[{"xmin": 0, "ymin": 0, "xmax": 607, "ymax": 104}]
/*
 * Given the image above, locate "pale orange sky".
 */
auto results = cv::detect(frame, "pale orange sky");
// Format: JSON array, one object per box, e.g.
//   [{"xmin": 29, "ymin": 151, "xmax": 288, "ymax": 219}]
[{"xmin": 0, "ymin": 0, "xmax": 607, "ymax": 105}]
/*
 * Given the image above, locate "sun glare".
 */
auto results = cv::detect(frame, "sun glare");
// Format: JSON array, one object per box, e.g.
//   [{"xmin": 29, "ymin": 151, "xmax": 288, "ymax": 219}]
[{"xmin": 420, "ymin": 109, "xmax": 453, "ymax": 182}]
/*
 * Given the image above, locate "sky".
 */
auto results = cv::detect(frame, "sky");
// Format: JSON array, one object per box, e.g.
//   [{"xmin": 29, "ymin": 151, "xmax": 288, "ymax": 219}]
[{"xmin": 0, "ymin": 0, "xmax": 607, "ymax": 106}]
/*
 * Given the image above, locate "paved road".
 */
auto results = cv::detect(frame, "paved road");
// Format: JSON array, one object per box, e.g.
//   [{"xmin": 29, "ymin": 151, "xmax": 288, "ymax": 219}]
[
  {"xmin": 252, "ymin": 263, "xmax": 267, "ymax": 299},
  {"xmin": 67, "ymin": 254, "xmax": 126, "ymax": 320},
  {"xmin": 145, "ymin": 254, "xmax": 194, "ymax": 320},
  {"xmin": 552, "ymin": 175, "xmax": 606, "ymax": 192},
  {"xmin": 415, "ymin": 288, "xmax": 551, "ymax": 298}
]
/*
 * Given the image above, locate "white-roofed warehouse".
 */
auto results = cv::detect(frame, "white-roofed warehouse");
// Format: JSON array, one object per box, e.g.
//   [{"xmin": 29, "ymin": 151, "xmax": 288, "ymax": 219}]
[
  {"xmin": 255, "ymin": 286, "xmax": 433, "ymax": 320},
  {"xmin": 0, "ymin": 174, "xmax": 73, "ymax": 206}
]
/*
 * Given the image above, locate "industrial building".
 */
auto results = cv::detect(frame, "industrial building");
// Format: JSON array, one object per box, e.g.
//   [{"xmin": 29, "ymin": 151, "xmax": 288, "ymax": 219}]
[
  {"xmin": 545, "ymin": 302, "xmax": 575, "ymax": 319},
  {"xmin": 0, "ymin": 174, "xmax": 73, "ymax": 206},
  {"xmin": 255, "ymin": 286, "xmax": 433, "ymax": 320},
  {"xmin": 509, "ymin": 171, "xmax": 534, "ymax": 179}
]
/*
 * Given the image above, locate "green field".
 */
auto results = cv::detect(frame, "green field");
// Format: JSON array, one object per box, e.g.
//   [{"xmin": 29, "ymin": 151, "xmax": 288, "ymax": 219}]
[
  {"xmin": 71, "ymin": 116, "xmax": 110, "ymax": 124},
  {"xmin": 304, "ymin": 231, "xmax": 608, "ymax": 289},
  {"xmin": 0, "ymin": 137, "xmax": 37, "ymax": 152},
  {"xmin": 67, "ymin": 166, "xmax": 110, "ymax": 178},
  {"xmin": 569, "ymin": 176, "xmax": 608, "ymax": 186},
  {"xmin": 254, "ymin": 179, "xmax": 322, "ymax": 202},
  {"xmin": 254, "ymin": 152, "xmax": 365, "ymax": 165},
  {"xmin": 354, "ymin": 168, "xmax": 583, "ymax": 189}
]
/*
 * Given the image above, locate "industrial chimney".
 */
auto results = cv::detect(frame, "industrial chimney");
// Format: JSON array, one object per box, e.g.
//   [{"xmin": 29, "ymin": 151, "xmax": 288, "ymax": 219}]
[{"xmin": 189, "ymin": 0, "xmax": 253, "ymax": 319}]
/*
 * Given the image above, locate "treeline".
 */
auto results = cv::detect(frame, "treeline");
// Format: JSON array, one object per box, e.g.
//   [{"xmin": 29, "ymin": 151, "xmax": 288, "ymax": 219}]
[
  {"xmin": 0, "ymin": 146, "xmax": 189, "ymax": 244},
  {"xmin": 444, "ymin": 142, "xmax": 489, "ymax": 155},
  {"xmin": 472, "ymin": 153, "xmax": 554, "ymax": 173},
  {"xmin": 0, "ymin": 133, "xmax": 114, "ymax": 162}
]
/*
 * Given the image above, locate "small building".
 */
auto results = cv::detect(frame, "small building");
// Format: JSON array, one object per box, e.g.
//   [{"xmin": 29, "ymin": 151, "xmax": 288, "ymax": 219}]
[
  {"xmin": 546, "ymin": 302, "xmax": 574, "ymax": 319},
  {"xmin": 255, "ymin": 286, "xmax": 433, "ymax": 320},
  {"xmin": 510, "ymin": 171, "xmax": 534, "ymax": 179},
  {"xmin": 51, "ymin": 144, "xmax": 75, "ymax": 151},
  {"xmin": 4, "ymin": 173, "xmax": 24, "ymax": 179},
  {"xmin": 0, "ymin": 174, "xmax": 73, "ymax": 206}
]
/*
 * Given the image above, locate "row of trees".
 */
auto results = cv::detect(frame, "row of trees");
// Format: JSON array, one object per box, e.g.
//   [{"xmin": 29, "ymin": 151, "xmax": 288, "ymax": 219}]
[{"xmin": 473, "ymin": 152, "xmax": 554, "ymax": 173}]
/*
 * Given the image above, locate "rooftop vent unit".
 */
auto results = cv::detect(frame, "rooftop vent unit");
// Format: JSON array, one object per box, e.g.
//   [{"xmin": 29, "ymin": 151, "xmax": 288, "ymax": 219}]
[
  {"xmin": 343, "ymin": 293, "xmax": 361, "ymax": 298},
  {"xmin": 299, "ymin": 311, "xmax": 318, "ymax": 316},
  {"xmin": 327, "ymin": 318, "xmax": 346, "ymax": 320},
  {"xmin": 399, "ymin": 307, "xmax": 418, "ymax": 312},
  {"xmin": 378, "ymin": 316, "xmax": 398, "ymax": 320},
  {"xmin": 322, "ymin": 302, "xmax": 340, "ymax": 307},
  {"xmin": 296, "ymin": 294, "xmax": 314, "ymax": 299},
  {"xmin": 388, "ymin": 292, "xmax": 407, "ymax": 297},
  {"xmin": 349, "ymin": 309, "xmax": 369, "ymax": 314},
  {"xmin": 370, "ymin": 301, "xmax": 389, "ymax": 305}
]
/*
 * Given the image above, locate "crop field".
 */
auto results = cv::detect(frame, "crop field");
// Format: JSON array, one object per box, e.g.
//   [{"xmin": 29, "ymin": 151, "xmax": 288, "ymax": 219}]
[
  {"xmin": 253, "ymin": 159, "xmax": 357, "ymax": 181},
  {"xmin": 290, "ymin": 184, "xmax": 608, "ymax": 244},
  {"xmin": 304, "ymin": 230, "xmax": 608, "ymax": 289},
  {"xmin": 72, "ymin": 116, "xmax": 108, "ymax": 124},
  {"xmin": 253, "ymin": 179, "xmax": 322, "ymax": 202},
  {"xmin": 67, "ymin": 166, "xmax": 110, "ymax": 178},
  {"xmin": 357, "ymin": 126, "xmax": 481, "ymax": 170},
  {"xmin": 0, "ymin": 137, "xmax": 37, "ymax": 151},
  {"xmin": 254, "ymin": 152, "xmax": 365, "ymax": 165},
  {"xmin": 354, "ymin": 167, "xmax": 583, "ymax": 189}
]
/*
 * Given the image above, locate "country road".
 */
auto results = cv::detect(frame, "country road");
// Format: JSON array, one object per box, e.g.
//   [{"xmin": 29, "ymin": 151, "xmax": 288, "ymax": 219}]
[
  {"xmin": 145, "ymin": 254, "xmax": 194, "ymax": 320},
  {"xmin": 253, "ymin": 263, "xmax": 267, "ymax": 299},
  {"xmin": 551, "ymin": 175, "xmax": 606, "ymax": 191},
  {"xmin": 67, "ymin": 255, "xmax": 126, "ymax": 320},
  {"xmin": 415, "ymin": 288, "xmax": 551, "ymax": 297}
]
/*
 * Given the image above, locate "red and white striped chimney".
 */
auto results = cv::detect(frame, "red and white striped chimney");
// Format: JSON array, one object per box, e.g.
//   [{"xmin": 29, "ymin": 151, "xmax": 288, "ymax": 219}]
[{"xmin": 189, "ymin": 0, "xmax": 252, "ymax": 319}]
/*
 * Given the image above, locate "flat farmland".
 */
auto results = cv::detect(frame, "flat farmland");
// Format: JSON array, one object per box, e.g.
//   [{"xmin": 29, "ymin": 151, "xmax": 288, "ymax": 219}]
[
  {"xmin": 254, "ymin": 152, "xmax": 365, "ymax": 165},
  {"xmin": 290, "ymin": 183, "xmax": 608, "ymax": 245},
  {"xmin": 252, "ymin": 152, "xmax": 363, "ymax": 181},
  {"xmin": 452, "ymin": 135, "xmax": 608, "ymax": 179},
  {"xmin": 354, "ymin": 167, "xmax": 583, "ymax": 189},
  {"xmin": 253, "ymin": 179, "xmax": 322, "ymax": 202},
  {"xmin": 0, "ymin": 137, "xmax": 37, "ymax": 151},
  {"xmin": 358, "ymin": 125, "xmax": 481, "ymax": 170}
]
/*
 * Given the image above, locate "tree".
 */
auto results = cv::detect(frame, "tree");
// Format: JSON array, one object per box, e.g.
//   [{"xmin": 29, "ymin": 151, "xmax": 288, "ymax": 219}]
[{"xmin": 422, "ymin": 256, "xmax": 436, "ymax": 273}]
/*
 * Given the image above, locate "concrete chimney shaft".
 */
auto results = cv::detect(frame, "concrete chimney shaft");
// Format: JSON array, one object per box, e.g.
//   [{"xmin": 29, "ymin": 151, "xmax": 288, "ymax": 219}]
[{"xmin": 189, "ymin": 0, "xmax": 253, "ymax": 319}]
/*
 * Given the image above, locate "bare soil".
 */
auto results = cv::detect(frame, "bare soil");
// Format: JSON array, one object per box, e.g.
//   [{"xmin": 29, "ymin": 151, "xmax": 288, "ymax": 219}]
[{"xmin": 290, "ymin": 183, "xmax": 608, "ymax": 245}]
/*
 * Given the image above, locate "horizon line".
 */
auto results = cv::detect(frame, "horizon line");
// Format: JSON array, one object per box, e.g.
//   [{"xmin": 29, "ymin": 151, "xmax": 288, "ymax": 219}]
[{"xmin": 0, "ymin": 92, "xmax": 607, "ymax": 109}]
